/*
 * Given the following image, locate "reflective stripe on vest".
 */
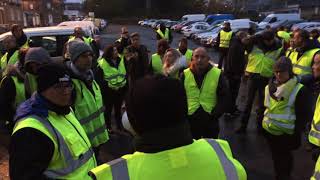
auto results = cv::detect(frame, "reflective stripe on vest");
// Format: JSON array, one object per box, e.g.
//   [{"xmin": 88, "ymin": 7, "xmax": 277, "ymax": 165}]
[
  {"xmin": 219, "ymin": 30, "xmax": 233, "ymax": 48},
  {"xmin": 72, "ymin": 79, "xmax": 109, "ymax": 147},
  {"xmin": 156, "ymin": 28, "xmax": 169, "ymax": 40},
  {"xmin": 287, "ymin": 48, "xmax": 320, "ymax": 75},
  {"xmin": 90, "ymin": 139, "xmax": 239, "ymax": 180},
  {"xmin": 11, "ymin": 76, "xmax": 26, "ymax": 108},
  {"xmin": 309, "ymin": 95, "xmax": 320, "ymax": 146},
  {"xmin": 184, "ymin": 67, "xmax": 221, "ymax": 115},
  {"xmin": 263, "ymin": 81, "xmax": 303, "ymax": 135},
  {"xmin": 97, "ymin": 57, "xmax": 127, "ymax": 90},
  {"xmin": 151, "ymin": 53, "xmax": 163, "ymax": 74},
  {"xmin": 14, "ymin": 115, "xmax": 95, "ymax": 178},
  {"xmin": 246, "ymin": 46, "xmax": 282, "ymax": 77},
  {"xmin": 312, "ymin": 155, "xmax": 320, "ymax": 180},
  {"xmin": 0, "ymin": 50, "xmax": 19, "ymax": 70}
]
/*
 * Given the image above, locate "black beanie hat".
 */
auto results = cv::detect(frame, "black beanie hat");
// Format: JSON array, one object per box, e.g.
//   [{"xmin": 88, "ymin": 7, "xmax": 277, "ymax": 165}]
[
  {"xmin": 37, "ymin": 63, "xmax": 70, "ymax": 93},
  {"xmin": 126, "ymin": 75, "xmax": 188, "ymax": 135}
]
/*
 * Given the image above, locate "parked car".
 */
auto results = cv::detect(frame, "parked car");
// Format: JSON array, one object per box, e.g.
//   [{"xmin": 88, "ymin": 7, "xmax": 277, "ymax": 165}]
[
  {"xmin": 58, "ymin": 21, "xmax": 99, "ymax": 36},
  {"xmin": 193, "ymin": 25, "xmax": 222, "ymax": 42},
  {"xmin": 182, "ymin": 23, "xmax": 211, "ymax": 38},
  {"xmin": 164, "ymin": 21, "xmax": 180, "ymax": 28},
  {"xmin": 191, "ymin": 24, "xmax": 222, "ymax": 39},
  {"xmin": 181, "ymin": 21, "xmax": 209, "ymax": 32},
  {"xmin": 181, "ymin": 14, "xmax": 206, "ymax": 21},
  {"xmin": 228, "ymin": 19, "xmax": 258, "ymax": 31},
  {"xmin": 258, "ymin": 13, "xmax": 301, "ymax": 29},
  {"xmin": 142, "ymin": 19, "xmax": 156, "ymax": 26},
  {"xmin": 152, "ymin": 19, "xmax": 170, "ymax": 29},
  {"xmin": 83, "ymin": 18, "xmax": 108, "ymax": 31},
  {"xmin": 205, "ymin": 14, "xmax": 235, "ymax": 25},
  {"xmin": 0, "ymin": 26, "xmax": 94, "ymax": 62},
  {"xmin": 291, "ymin": 22, "xmax": 320, "ymax": 32}
]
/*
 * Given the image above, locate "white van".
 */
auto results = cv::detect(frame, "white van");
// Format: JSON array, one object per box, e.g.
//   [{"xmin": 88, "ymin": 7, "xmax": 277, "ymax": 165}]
[
  {"xmin": 181, "ymin": 14, "xmax": 206, "ymax": 22},
  {"xmin": 258, "ymin": 13, "xmax": 301, "ymax": 29},
  {"xmin": 228, "ymin": 19, "xmax": 257, "ymax": 30}
]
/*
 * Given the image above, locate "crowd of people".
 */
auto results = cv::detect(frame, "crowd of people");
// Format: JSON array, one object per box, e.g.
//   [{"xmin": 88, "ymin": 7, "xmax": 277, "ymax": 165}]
[{"xmin": 0, "ymin": 22, "xmax": 320, "ymax": 180}]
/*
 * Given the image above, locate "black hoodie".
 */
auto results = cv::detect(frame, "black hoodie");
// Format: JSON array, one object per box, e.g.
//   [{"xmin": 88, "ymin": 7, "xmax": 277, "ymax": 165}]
[{"xmin": 16, "ymin": 33, "xmax": 28, "ymax": 48}]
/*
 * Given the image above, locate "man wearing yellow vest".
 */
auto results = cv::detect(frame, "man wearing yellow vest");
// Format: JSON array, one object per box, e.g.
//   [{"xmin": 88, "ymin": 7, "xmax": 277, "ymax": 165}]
[
  {"xmin": 89, "ymin": 75, "xmax": 246, "ymax": 180},
  {"xmin": 96, "ymin": 45, "xmax": 127, "ymax": 132},
  {"xmin": 286, "ymin": 29, "xmax": 320, "ymax": 77},
  {"xmin": 149, "ymin": 39, "xmax": 170, "ymax": 75},
  {"xmin": 0, "ymin": 35, "xmax": 19, "ymax": 74},
  {"xmin": 177, "ymin": 37, "xmax": 193, "ymax": 64},
  {"xmin": 11, "ymin": 24, "xmax": 29, "ymax": 49},
  {"xmin": 216, "ymin": 22, "xmax": 233, "ymax": 69},
  {"xmin": 0, "ymin": 48, "xmax": 28, "ymax": 153},
  {"xmin": 116, "ymin": 26, "xmax": 131, "ymax": 48},
  {"xmin": 156, "ymin": 23, "xmax": 172, "ymax": 43},
  {"xmin": 66, "ymin": 41, "xmax": 109, "ymax": 160},
  {"xmin": 262, "ymin": 57, "xmax": 312, "ymax": 180},
  {"xmin": 181, "ymin": 47, "xmax": 231, "ymax": 139},
  {"xmin": 310, "ymin": 52, "xmax": 320, "ymax": 179},
  {"xmin": 0, "ymin": 48, "xmax": 28, "ymax": 133},
  {"xmin": 10, "ymin": 63, "xmax": 97, "ymax": 179},
  {"xmin": 236, "ymin": 30, "xmax": 284, "ymax": 134},
  {"xmin": 65, "ymin": 27, "xmax": 99, "ymax": 61},
  {"xmin": 24, "ymin": 47, "xmax": 52, "ymax": 96}
]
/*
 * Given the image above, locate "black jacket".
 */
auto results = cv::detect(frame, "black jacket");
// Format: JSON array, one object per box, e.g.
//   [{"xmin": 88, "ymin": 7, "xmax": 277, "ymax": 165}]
[
  {"xmin": 0, "ymin": 66, "xmax": 26, "ymax": 132},
  {"xmin": 125, "ymin": 45, "xmax": 149, "ymax": 87},
  {"xmin": 265, "ymin": 78, "xmax": 313, "ymax": 149},
  {"xmin": 156, "ymin": 28, "xmax": 173, "ymax": 43},
  {"xmin": 215, "ymin": 27, "xmax": 233, "ymax": 50},
  {"xmin": 180, "ymin": 65, "xmax": 231, "ymax": 118},
  {"xmin": 300, "ymin": 75, "xmax": 320, "ymax": 110},
  {"xmin": 225, "ymin": 36, "xmax": 246, "ymax": 77},
  {"xmin": 16, "ymin": 33, "xmax": 28, "ymax": 48}
]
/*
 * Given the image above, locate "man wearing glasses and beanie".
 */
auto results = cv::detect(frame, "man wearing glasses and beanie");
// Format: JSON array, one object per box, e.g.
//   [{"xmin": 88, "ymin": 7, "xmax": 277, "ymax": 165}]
[{"xmin": 10, "ymin": 63, "xmax": 97, "ymax": 179}]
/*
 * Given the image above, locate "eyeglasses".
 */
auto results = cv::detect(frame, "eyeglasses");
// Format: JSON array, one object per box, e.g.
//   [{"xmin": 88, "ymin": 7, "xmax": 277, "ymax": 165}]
[{"xmin": 122, "ymin": 31, "xmax": 129, "ymax": 34}]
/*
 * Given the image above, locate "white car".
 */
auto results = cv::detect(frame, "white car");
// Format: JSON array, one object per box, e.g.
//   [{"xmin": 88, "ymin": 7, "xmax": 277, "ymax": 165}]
[
  {"xmin": 181, "ymin": 21, "xmax": 209, "ymax": 32},
  {"xmin": 194, "ymin": 26, "xmax": 222, "ymax": 42},
  {"xmin": 142, "ymin": 19, "xmax": 156, "ymax": 26},
  {"xmin": 0, "ymin": 26, "xmax": 93, "ymax": 61},
  {"xmin": 58, "ymin": 21, "xmax": 98, "ymax": 37},
  {"xmin": 182, "ymin": 23, "xmax": 211, "ymax": 38},
  {"xmin": 228, "ymin": 19, "xmax": 257, "ymax": 30},
  {"xmin": 291, "ymin": 22, "xmax": 320, "ymax": 32}
]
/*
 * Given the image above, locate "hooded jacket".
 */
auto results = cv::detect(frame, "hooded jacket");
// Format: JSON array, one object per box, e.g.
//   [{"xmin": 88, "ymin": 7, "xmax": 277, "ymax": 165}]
[{"xmin": 10, "ymin": 93, "xmax": 70, "ymax": 180}]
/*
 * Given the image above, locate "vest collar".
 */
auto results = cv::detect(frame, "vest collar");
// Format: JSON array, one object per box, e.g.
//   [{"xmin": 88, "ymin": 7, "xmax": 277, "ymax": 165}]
[{"xmin": 272, "ymin": 76, "xmax": 298, "ymax": 100}]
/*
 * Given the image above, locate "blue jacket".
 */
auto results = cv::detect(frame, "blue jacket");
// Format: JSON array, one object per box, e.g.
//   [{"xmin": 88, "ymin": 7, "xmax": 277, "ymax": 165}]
[{"xmin": 14, "ymin": 93, "xmax": 49, "ymax": 122}]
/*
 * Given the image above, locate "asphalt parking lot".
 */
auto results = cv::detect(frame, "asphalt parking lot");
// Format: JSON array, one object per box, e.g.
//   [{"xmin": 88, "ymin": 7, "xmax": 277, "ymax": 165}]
[{"xmin": 0, "ymin": 24, "xmax": 315, "ymax": 180}]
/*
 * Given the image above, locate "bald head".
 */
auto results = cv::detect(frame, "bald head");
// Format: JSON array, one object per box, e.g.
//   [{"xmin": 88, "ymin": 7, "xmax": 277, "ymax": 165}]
[
  {"xmin": 192, "ymin": 47, "xmax": 210, "ymax": 73},
  {"xmin": 193, "ymin": 47, "xmax": 209, "ymax": 59}
]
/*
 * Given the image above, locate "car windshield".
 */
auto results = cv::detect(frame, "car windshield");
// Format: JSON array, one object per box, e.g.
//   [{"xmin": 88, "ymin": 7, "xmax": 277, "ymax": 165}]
[{"xmin": 261, "ymin": 17, "xmax": 273, "ymax": 23}]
